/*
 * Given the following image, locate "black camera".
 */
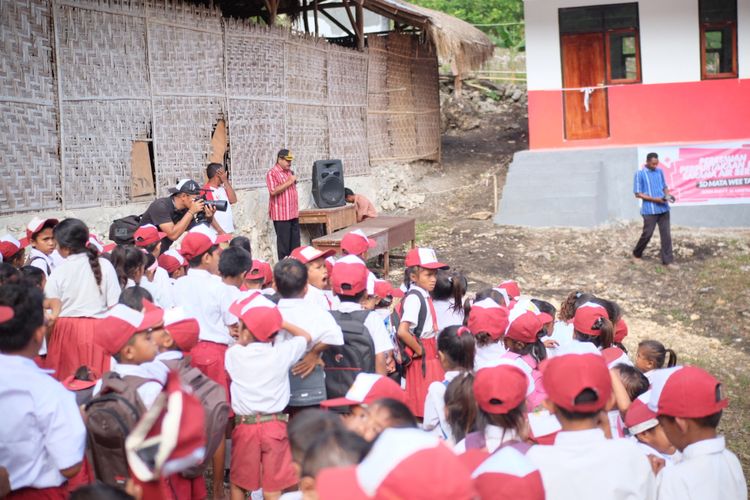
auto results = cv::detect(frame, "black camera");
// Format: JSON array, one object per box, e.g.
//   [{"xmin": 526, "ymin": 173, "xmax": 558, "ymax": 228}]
[{"xmin": 193, "ymin": 195, "xmax": 228, "ymax": 225}]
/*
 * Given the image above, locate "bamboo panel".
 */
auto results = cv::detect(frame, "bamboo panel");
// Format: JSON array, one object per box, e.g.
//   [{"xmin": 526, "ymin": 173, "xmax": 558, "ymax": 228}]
[
  {"xmin": 328, "ymin": 106, "xmax": 368, "ymax": 176},
  {"xmin": 153, "ymin": 96, "xmax": 224, "ymax": 194},
  {"xmin": 286, "ymin": 103, "xmax": 328, "ymax": 180},
  {"xmin": 366, "ymin": 113, "xmax": 390, "ymax": 162},
  {"xmin": 225, "ymin": 26, "xmax": 285, "ymax": 99},
  {"xmin": 148, "ymin": 21, "xmax": 223, "ymax": 95},
  {"xmin": 327, "ymin": 44, "xmax": 367, "ymax": 107},
  {"xmin": 55, "ymin": 5, "xmax": 149, "ymax": 99},
  {"xmin": 226, "ymin": 99, "xmax": 286, "ymax": 188},
  {"xmin": 285, "ymin": 39, "xmax": 327, "ymax": 104},
  {"xmin": 61, "ymin": 99, "xmax": 151, "ymax": 207},
  {"xmin": 0, "ymin": 102, "xmax": 60, "ymax": 214},
  {"xmin": 0, "ymin": 0, "xmax": 55, "ymax": 102}
]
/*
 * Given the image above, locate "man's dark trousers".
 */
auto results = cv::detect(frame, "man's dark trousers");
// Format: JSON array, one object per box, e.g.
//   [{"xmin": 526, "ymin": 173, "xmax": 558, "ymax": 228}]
[
  {"xmin": 274, "ymin": 218, "xmax": 300, "ymax": 260},
  {"xmin": 633, "ymin": 212, "xmax": 673, "ymax": 264}
]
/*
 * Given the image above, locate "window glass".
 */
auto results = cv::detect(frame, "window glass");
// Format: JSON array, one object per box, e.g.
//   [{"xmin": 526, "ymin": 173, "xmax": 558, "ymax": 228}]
[
  {"xmin": 604, "ymin": 3, "xmax": 639, "ymax": 30},
  {"xmin": 704, "ymin": 27, "xmax": 733, "ymax": 74},
  {"xmin": 699, "ymin": 0, "xmax": 737, "ymax": 23},
  {"xmin": 559, "ymin": 6, "xmax": 603, "ymax": 34},
  {"xmin": 610, "ymin": 33, "xmax": 638, "ymax": 80}
]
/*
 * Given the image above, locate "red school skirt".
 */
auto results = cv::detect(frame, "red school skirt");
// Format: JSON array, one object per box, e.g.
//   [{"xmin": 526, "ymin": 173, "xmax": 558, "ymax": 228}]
[
  {"xmin": 46, "ymin": 317, "xmax": 110, "ymax": 381},
  {"xmin": 7, "ymin": 485, "xmax": 67, "ymax": 499},
  {"xmin": 405, "ymin": 337, "xmax": 445, "ymax": 418}
]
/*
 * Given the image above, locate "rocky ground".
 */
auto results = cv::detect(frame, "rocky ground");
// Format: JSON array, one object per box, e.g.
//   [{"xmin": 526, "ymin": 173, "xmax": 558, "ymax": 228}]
[{"xmin": 377, "ymin": 83, "xmax": 750, "ymax": 476}]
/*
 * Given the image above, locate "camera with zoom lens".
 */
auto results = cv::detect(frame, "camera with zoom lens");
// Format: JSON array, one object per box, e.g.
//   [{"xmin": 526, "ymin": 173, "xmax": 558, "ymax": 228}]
[{"xmin": 193, "ymin": 195, "xmax": 228, "ymax": 225}]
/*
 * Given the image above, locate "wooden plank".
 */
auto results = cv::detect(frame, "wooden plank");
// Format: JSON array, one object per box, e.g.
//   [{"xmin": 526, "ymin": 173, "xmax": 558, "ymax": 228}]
[
  {"xmin": 210, "ymin": 119, "xmax": 227, "ymax": 165},
  {"xmin": 131, "ymin": 141, "xmax": 155, "ymax": 198},
  {"xmin": 299, "ymin": 204, "xmax": 357, "ymax": 233}
]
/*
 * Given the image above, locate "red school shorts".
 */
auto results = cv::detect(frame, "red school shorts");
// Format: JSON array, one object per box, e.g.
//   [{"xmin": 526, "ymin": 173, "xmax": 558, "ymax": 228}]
[
  {"xmin": 230, "ymin": 420, "xmax": 297, "ymax": 493},
  {"xmin": 190, "ymin": 341, "xmax": 230, "ymax": 399},
  {"xmin": 7, "ymin": 485, "xmax": 67, "ymax": 500}
]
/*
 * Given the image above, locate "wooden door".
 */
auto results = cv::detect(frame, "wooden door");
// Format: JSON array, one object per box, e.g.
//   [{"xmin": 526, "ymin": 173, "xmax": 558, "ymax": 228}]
[{"xmin": 561, "ymin": 33, "xmax": 609, "ymax": 140}]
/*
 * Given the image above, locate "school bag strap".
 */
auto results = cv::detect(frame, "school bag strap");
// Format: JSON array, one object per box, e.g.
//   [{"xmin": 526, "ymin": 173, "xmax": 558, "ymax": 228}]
[
  {"xmin": 27, "ymin": 255, "xmax": 51, "ymax": 275},
  {"xmin": 404, "ymin": 289, "xmax": 428, "ymax": 338},
  {"xmin": 323, "ymin": 309, "xmax": 377, "ymax": 399}
]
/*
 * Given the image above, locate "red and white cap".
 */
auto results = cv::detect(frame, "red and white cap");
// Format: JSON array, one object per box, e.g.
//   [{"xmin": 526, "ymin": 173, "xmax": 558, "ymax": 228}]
[
  {"xmin": 497, "ymin": 280, "xmax": 521, "ymax": 300},
  {"xmin": 541, "ymin": 353, "xmax": 612, "ymax": 413},
  {"xmin": 127, "ymin": 371, "xmax": 206, "ymax": 481},
  {"xmin": 492, "ymin": 287, "xmax": 513, "ymax": 307},
  {"xmin": 331, "ymin": 261, "xmax": 369, "ymax": 297},
  {"xmin": 289, "ymin": 245, "xmax": 336, "ymax": 265},
  {"xmin": 87, "ymin": 233, "xmax": 115, "ymax": 255},
  {"xmin": 26, "ymin": 217, "xmax": 58, "ymax": 241},
  {"xmin": 471, "ymin": 446, "xmax": 545, "ymax": 500},
  {"xmin": 62, "ymin": 373, "xmax": 98, "ymax": 392},
  {"xmin": 316, "ymin": 428, "xmax": 475, "ymax": 500},
  {"xmin": 179, "ymin": 225, "xmax": 231, "ymax": 260},
  {"xmin": 0, "ymin": 306, "xmax": 14, "ymax": 324},
  {"xmin": 505, "ymin": 310, "xmax": 544, "ymax": 344},
  {"xmin": 467, "ymin": 298, "xmax": 509, "ymax": 341},
  {"xmin": 404, "ymin": 247, "xmax": 449, "ymax": 270},
  {"xmin": 474, "ymin": 364, "xmax": 529, "ymax": 415},
  {"xmin": 164, "ymin": 307, "xmax": 200, "ymax": 352},
  {"xmin": 573, "ymin": 302, "xmax": 608, "ymax": 336},
  {"xmin": 0, "ymin": 234, "xmax": 28, "ymax": 260},
  {"xmin": 341, "ymin": 229, "xmax": 376, "ymax": 256},
  {"xmin": 245, "ymin": 259, "xmax": 274, "ymax": 285},
  {"xmin": 321, "ymin": 373, "xmax": 405, "ymax": 408},
  {"xmin": 373, "ymin": 279, "xmax": 403, "ymax": 299},
  {"xmin": 625, "ymin": 392, "xmax": 659, "ymax": 435},
  {"xmin": 324, "ymin": 256, "xmax": 336, "ymax": 276},
  {"xmin": 601, "ymin": 346, "xmax": 632, "ymax": 369},
  {"xmin": 158, "ymin": 249, "xmax": 188, "ymax": 274},
  {"xmin": 507, "ymin": 298, "xmax": 553, "ymax": 326},
  {"xmin": 133, "ymin": 224, "xmax": 166, "ymax": 247},
  {"xmin": 648, "ymin": 365, "xmax": 728, "ymax": 418},
  {"xmin": 614, "ymin": 318, "xmax": 629, "ymax": 343},
  {"xmin": 228, "ymin": 293, "xmax": 283, "ymax": 342},
  {"xmin": 95, "ymin": 303, "xmax": 165, "ymax": 355}
]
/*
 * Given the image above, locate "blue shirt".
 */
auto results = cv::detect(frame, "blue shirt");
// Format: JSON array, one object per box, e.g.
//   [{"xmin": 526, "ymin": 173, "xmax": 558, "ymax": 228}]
[{"xmin": 633, "ymin": 166, "xmax": 669, "ymax": 215}]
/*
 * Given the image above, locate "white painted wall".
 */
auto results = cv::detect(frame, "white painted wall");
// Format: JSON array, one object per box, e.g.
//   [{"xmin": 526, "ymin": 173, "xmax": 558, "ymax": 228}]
[
  {"xmin": 293, "ymin": 8, "xmax": 389, "ymax": 38},
  {"xmin": 524, "ymin": 0, "xmax": 746, "ymax": 90}
]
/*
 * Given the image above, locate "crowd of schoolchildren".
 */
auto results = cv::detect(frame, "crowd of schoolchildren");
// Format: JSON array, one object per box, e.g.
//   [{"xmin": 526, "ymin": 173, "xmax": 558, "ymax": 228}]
[{"xmin": 0, "ymin": 212, "xmax": 747, "ymax": 500}]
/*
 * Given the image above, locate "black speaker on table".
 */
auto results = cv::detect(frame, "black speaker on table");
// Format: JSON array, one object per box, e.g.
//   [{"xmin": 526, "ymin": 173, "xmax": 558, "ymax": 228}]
[{"xmin": 311, "ymin": 159, "xmax": 345, "ymax": 208}]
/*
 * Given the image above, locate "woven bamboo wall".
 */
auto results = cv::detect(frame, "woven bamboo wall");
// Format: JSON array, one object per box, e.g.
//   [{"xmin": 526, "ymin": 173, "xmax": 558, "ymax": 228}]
[
  {"xmin": 1, "ymin": 0, "xmax": 439, "ymax": 215},
  {"xmin": 367, "ymin": 33, "xmax": 440, "ymax": 164}
]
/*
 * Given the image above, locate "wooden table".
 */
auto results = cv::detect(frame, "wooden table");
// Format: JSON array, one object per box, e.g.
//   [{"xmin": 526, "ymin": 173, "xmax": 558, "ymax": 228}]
[
  {"xmin": 312, "ymin": 216, "xmax": 416, "ymax": 275},
  {"xmin": 299, "ymin": 204, "xmax": 357, "ymax": 235}
]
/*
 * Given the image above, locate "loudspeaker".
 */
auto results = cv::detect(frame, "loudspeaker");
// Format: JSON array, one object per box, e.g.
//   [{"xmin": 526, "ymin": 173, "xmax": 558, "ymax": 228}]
[{"xmin": 311, "ymin": 159, "xmax": 345, "ymax": 208}]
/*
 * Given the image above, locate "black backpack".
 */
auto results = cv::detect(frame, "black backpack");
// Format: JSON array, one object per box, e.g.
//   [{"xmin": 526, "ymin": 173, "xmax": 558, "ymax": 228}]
[
  {"xmin": 108, "ymin": 215, "xmax": 142, "ymax": 246},
  {"xmin": 390, "ymin": 289, "xmax": 428, "ymax": 376},
  {"xmin": 323, "ymin": 310, "xmax": 376, "ymax": 399}
]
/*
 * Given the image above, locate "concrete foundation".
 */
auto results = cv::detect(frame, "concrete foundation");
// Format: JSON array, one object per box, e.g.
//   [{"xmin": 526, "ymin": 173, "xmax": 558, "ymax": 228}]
[{"xmin": 495, "ymin": 147, "xmax": 750, "ymax": 228}]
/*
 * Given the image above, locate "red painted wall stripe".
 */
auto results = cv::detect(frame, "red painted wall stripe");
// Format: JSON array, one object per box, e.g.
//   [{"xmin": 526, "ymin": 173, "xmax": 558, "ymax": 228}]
[{"xmin": 528, "ymin": 78, "xmax": 750, "ymax": 150}]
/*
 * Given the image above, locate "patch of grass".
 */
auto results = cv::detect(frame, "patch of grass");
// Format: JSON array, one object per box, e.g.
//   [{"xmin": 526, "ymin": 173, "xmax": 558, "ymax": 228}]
[
  {"xmin": 654, "ymin": 265, "xmax": 666, "ymax": 274},
  {"xmin": 415, "ymin": 222, "xmax": 434, "ymax": 244},
  {"xmin": 669, "ymin": 308, "xmax": 689, "ymax": 324}
]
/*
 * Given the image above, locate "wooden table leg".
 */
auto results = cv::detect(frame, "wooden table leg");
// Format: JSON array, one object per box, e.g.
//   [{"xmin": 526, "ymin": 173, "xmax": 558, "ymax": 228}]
[
  {"xmin": 384, "ymin": 250, "xmax": 390, "ymax": 276},
  {"xmin": 410, "ymin": 239, "xmax": 416, "ymax": 248}
]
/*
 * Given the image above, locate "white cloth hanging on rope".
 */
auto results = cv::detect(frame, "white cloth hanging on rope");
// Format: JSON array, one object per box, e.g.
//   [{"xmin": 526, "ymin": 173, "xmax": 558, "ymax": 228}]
[{"xmin": 580, "ymin": 87, "xmax": 596, "ymax": 112}]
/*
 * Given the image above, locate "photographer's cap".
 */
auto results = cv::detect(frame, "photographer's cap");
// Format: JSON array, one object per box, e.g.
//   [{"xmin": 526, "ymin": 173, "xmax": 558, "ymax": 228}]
[
  {"xmin": 648, "ymin": 365, "xmax": 728, "ymax": 418},
  {"xmin": 168, "ymin": 179, "xmax": 203, "ymax": 195},
  {"xmin": 573, "ymin": 302, "xmax": 608, "ymax": 336},
  {"xmin": 134, "ymin": 224, "xmax": 166, "ymax": 247},
  {"xmin": 541, "ymin": 353, "xmax": 611, "ymax": 413},
  {"xmin": 277, "ymin": 149, "xmax": 294, "ymax": 161}
]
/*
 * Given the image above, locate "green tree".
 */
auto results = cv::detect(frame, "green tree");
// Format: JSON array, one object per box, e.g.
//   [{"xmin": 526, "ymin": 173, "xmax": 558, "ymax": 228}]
[{"xmin": 411, "ymin": 0, "xmax": 525, "ymax": 48}]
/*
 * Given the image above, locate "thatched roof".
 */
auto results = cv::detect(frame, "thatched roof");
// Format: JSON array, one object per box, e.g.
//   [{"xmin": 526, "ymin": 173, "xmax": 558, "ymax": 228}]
[
  {"xmin": 209, "ymin": 0, "xmax": 494, "ymax": 74},
  {"xmin": 367, "ymin": 0, "xmax": 495, "ymax": 74}
]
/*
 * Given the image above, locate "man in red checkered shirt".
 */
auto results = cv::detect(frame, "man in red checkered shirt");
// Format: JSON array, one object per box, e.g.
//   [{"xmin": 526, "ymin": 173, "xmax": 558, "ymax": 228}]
[{"xmin": 266, "ymin": 149, "xmax": 300, "ymax": 259}]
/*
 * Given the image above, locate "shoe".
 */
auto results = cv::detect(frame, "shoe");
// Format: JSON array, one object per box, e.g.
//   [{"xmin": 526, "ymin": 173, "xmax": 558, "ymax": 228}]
[{"xmin": 664, "ymin": 263, "xmax": 680, "ymax": 270}]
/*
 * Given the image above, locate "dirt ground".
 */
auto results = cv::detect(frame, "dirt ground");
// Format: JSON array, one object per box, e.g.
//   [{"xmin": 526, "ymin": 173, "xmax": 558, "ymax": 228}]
[{"xmin": 386, "ymin": 96, "xmax": 750, "ymax": 476}]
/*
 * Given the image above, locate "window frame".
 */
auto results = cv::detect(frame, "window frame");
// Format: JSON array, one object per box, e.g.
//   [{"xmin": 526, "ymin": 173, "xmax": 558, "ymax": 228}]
[
  {"xmin": 605, "ymin": 28, "xmax": 642, "ymax": 84},
  {"xmin": 700, "ymin": 20, "xmax": 738, "ymax": 79}
]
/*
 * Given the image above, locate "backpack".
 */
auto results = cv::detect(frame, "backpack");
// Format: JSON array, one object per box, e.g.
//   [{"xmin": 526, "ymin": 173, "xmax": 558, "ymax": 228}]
[
  {"xmin": 323, "ymin": 310, "xmax": 376, "ymax": 399},
  {"xmin": 108, "ymin": 215, "xmax": 142, "ymax": 245},
  {"xmin": 27, "ymin": 255, "xmax": 51, "ymax": 275},
  {"xmin": 162, "ymin": 356, "xmax": 230, "ymax": 478},
  {"xmin": 390, "ymin": 289, "xmax": 428, "ymax": 376},
  {"xmin": 84, "ymin": 372, "xmax": 152, "ymax": 487},
  {"xmin": 289, "ymin": 364, "xmax": 327, "ymax": 407}
]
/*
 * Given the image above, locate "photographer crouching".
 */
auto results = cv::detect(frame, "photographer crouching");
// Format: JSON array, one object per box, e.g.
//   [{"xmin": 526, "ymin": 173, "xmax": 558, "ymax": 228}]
[{"xmin": 140, "ymin": 178, "xmax": 227, "ymax": 252}]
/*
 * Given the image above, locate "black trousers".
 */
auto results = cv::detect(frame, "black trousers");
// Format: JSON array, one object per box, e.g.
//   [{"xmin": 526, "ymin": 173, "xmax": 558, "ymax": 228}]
[
  {"xmin": 633, "ymin": 212, "xmax": 673, "ymax": 264},
  {"xmin": 273, "ymin": 218, "xmax": 300, "ymax": 260}
]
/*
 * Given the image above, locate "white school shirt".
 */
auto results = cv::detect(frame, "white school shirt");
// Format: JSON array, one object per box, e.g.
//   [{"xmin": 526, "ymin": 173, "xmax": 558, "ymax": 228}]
[
  {"xmin": 172, "ymin": 268, "xmax": 237, "ymax": 345},
  {"xmin": 206, "ymin": 185, "xmax": 235, "ymax": 233},
  {"xmin": 27, "ymin": 247, "xmax": 60, "ymax": 277},
  {"xmin": 474, "ymin": 342, "xmax": 508, "ymax": 371},
  {"xmin": 44, "ymin": 253, "xmax": 121, "ymax": 317},
  {"xmin": 225, "ymin": 337, "xmax": 307, "ymax": 414},
  {"xmin": 542, "ymin": 320, "xmax": 575, "ymax": 358},
  {"xmin": 400, "ymin": 285, "xmax": 437, "ymax": 339},
  {"xmin": 423, "ymin": 370, "xmax": 460, "ymax": 441},
  {"xmin": 453, "ymin": 426, "xmax": 520, "ymax": 454},
  {"xmin": 633, "ymin": 440, "xmax": 680, "ymax": 467},
  {"xmin": 140, "ymin": 266, "xmax": 175, "ymax": 309},
  {"xmin": 337, "ymin": 302, "xmax": 393, "ymax": 354},
  {"xmin": 656, "ymin": 436, "xmax": 747, "ymax": 500},
  {"xmin": 432, "ymin": 299, "xmax": 464, "ymax": 329},
  {"xmin": 276, "ymin": 298, "xmax": 344, "ymax": 348},
  {"xmin": 527, "ymin": 428, "xmax": 656, "ymax": 500},
  {"xmin": 92, "ymin": 361, "xmax": 165, "ymax": 410},
  {"xmin": 304, "ymin": 284, "xmax": 332, "ymax": 310},
  {"xmin": 0, "ymin": 354, "xmax": 86, "ymax": 490}
]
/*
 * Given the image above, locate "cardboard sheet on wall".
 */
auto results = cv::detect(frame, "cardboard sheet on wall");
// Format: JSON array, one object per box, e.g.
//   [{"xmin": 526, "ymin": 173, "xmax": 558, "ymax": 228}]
[
  {"xmin": 210, "ymin": 119, "xmax": 227, "ymax": 166},
  {"xmin": 131, "ymin": 141, "xmax": 155, "ymax": 198}
]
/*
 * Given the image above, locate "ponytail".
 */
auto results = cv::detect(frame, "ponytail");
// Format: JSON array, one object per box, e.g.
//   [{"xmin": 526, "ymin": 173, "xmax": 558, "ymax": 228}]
[
  {"xmin": 574, "ymin": 316, "xmax": 613, "ymax": 349},
  {"xmin": 450, "ymin": 273, "xmax": 467, "ymax": 314},
  {"xmin": 85, "ymin": 245, "xmax": 103, "ymax": 288},
  {"xmin": 437, "ymin": 325, "xmax": 476, "ymax": 371},
  {"xmin": 445, "ymin": 373, "xmax": 481, "ymax": 443},
  {"xmin": 637, "ymin": 340, "xmax": 676, "ymax": 369},
  {"xmin": 665, "ymin": 348, "xmax": 678, "ymax": 368},
  {"xmin": 530, "ymin": 336, "xmax": 548, "ymax": 364},
  {"xmin": 54, "ymin": 218, "xmax": 103, "ymax": 291},
  {"xmin": 110, "ymin": 245, "xmax": 147, "ymax": 289}
]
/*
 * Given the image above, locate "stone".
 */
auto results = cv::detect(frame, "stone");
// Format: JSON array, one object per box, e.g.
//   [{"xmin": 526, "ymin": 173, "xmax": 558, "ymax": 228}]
[{"xmin": 467, "ymin": 211, "xmax": 493, "ymax": 220}]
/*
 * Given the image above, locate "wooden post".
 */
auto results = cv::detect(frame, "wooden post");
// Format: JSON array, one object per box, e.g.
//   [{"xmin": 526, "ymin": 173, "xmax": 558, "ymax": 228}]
[
  {"xmin": 355, "ymin": 0, "xmax": 364, "ymax": 51},
  {"xmin": 451, "ymin": 60, "xmax": 462, "ymax": 96},
  {"xmin": 264, "ymin": 0, "xmax": 278, "ymax": 25},
  {"xmin": 313, "ymin": 0, "xmax": 319, "ymax": 36}
]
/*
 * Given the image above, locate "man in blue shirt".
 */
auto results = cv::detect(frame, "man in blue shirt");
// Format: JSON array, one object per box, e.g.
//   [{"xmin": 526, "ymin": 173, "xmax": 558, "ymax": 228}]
[{"xmin": 632, "ymin": 152, "xmax": 678, "ymax": 268}]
